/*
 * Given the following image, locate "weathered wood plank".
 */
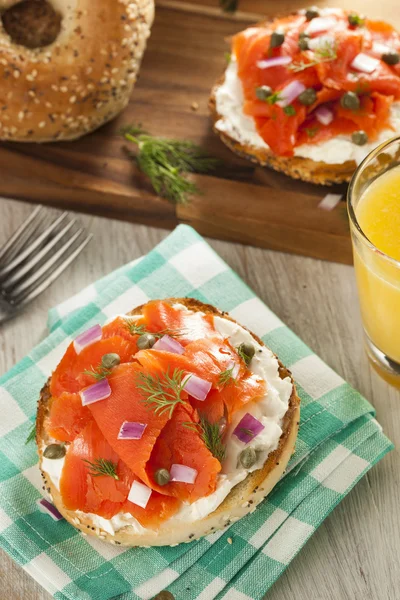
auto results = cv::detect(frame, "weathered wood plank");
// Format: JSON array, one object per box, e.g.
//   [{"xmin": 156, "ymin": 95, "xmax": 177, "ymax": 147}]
[{"xmin": 0, "ymin": 2, "xmax": 359, "ymax": 263}]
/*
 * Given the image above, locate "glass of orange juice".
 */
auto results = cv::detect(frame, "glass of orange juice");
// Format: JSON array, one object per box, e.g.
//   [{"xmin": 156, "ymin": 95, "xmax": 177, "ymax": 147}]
[{"xmin": 348, "ymin": 136, "xmax": 400, "ymax": 386}]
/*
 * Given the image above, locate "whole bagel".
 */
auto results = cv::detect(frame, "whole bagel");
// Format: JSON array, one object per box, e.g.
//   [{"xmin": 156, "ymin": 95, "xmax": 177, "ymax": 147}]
[{"xmin": 0, "ymin": 0, "xmax": 154, "ymax": 142}]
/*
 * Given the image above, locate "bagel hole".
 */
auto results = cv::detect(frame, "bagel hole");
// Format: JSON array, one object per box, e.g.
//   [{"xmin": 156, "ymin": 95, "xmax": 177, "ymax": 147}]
[{"xmin": 1, "ymin": 0, "xmax": 61, "ymax": 49}]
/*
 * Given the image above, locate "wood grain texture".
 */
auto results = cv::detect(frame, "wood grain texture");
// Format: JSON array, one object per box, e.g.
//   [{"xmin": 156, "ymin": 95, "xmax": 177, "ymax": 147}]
[
  {"xmin": 6, "ymin": 0, "xmax": 395, "ymax": 263},
  {"xmin": 0, "ymin": 198, "xmax": 399, "ymax": 600}
]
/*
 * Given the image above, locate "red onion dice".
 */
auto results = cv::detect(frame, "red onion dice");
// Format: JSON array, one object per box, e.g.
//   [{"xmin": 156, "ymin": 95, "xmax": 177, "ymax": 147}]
[
  {"xmin": 277, "ymin": 80, "xmax": 306, "ymax": 108},
  {"xmin": 370, "ymin": 42, "xmax": 391, "ymax": 57},
  {"xmin": 305, "ymin": 16, "xmax": 337, "ymax": 35},
  {"xmin": 153, "ymin": 335, "xmax": 185, "ymax": 355},
  {"xmin": 256, "ymin": 55, "xmax": 292, "ymax": 69},
  {"xmin": 350, "ymin": 53, "xmax": 379, "ymax": 74},
  {"xmin": 233, "ymin": 413, "xmax": 265, "ymax": 444},
  {"xmin": 73, "ymin": 324, "xmax": 102, "ymax": 354},
  {"xmin": 118, "ymin": 421, "xmax": 147, "ymax": 440},
  {"xmin": 128, "ymin": 480, "xmax": 152, "ymax": 508},
  {"xmin": 170, "ymin": 464, "xmax": 198, "ymax": 484},
  {"xmin": 80, "ymin": 378, "xmax": 111, "ymax": 406},
  {"xmin": 183, "ymin": 374, "xmax": 212, "ymax": 401},
  {"xmin": 315, "ymin": 105, "xmax": 334, "ymax": 126},
  {"xmin": 36, "ymin": 498, "xmax": 64, "ymax": 521}
]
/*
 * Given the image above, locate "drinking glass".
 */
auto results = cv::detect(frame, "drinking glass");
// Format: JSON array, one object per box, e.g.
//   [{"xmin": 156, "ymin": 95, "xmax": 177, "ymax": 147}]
[{"xmin": 347, "ymin": 137, "xmax": 400, "ymax": 387}]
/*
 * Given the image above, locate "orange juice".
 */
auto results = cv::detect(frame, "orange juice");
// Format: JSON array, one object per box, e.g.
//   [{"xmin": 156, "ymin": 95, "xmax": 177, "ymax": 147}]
[{"xmin": 354, "ymin": 165, "xmax": 400, "ymax": 364}]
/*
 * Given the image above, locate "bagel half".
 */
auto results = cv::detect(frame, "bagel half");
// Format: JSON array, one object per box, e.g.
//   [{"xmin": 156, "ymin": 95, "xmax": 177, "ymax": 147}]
[
  {"xmin": 0, "ymin": 0, "xmax": 154, "ymax": 142},
  {"xmin": 208, "ymin": 7, "xmax": 400, "ymax": 186},
  {"xmin": 36, "ymin": 298, "xmax": 300, "ymax": 546},
  {"xmin": 209, "ymin": 78, "xmax": 355, "ymax": 185}
]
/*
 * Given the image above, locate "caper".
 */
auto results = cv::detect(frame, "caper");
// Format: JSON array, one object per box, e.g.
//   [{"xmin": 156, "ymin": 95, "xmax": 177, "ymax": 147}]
[
  {"xmin": 270, "ymin": 31, "xmax": 285, "ymax": 48},
  {"xmin": 298, "ymin": 88, "xmax": 317, "ymax": 106},
  {"xmin": 340, "ymin": 91, "xmax": 360, "ymax": 111},
  {"xmin": 351, "ymin": 130, "xmax": 368, "ymax": 146},
  {"xmin": 237, "ymin": 342, "xmax": 255, "ymax": 366},
  {"xmin": 305, "ymin": 6, "xmax": 319, "ymax": 21},
  {"xmin": 382, "ymin": 51, "xmax": 400, "ymax": 65},
  {"xmin": 137, "ymin": 333, "xmax": 156, "ymax": 350},
  {"xmin": 101, "ymin": 353, "xmax": 121, "ymax": 369},
  {"xmin": 255, "ymin": 85, "xmax": 273, "ymax": 101},
  {"xmin": 239, "ymin": 447, "xmax": 257, "ymax": 469},
  {"xmin": 155, "ymin": 468, "xmax": 170, "ymax": 486},
  {"xmin": 298, "ymin": 37, "xmax": 309, "ymax": 51},
  {"xmin": 43, "ymin": 444, "xmax": 66, "ymax": 460},
  {"xmin": 347, "ymin": 13, "xmax": 364, "ymax": 27}
]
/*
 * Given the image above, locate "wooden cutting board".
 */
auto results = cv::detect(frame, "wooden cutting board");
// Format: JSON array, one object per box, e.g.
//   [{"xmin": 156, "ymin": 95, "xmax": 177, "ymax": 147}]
[{"xmin": 0, "ymin": 0, "xmax": 397, "ymax": 264}]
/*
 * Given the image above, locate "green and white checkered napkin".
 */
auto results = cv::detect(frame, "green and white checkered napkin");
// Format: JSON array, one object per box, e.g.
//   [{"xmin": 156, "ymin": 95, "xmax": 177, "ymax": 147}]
[{"xmin": 0, "ymin": 225, "xmax": 393, "ymax": 600}]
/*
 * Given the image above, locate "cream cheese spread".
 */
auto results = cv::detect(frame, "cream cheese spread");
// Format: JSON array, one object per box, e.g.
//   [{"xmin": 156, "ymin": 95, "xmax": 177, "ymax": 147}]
[
  {"xmin": 42, "ymin": 307, "xmax": 292, "ymax": 534},
  {"xmin": 215, "ymin": 57, "xmax": 400, "ymax": 166}
]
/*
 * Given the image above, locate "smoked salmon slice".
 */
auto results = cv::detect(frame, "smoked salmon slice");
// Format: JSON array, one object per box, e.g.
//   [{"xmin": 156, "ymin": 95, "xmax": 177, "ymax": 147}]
[
  {"xmin": 145, "ymin": 404, "xmax": 221, "ymax": 503},
  {"xmin": 142, "ymin": 300, "xmax": 215, "ymax": 345},
  {"xmin": 87, "ymin": 363, "xmax": 172, "ymax": 488},
  {"xmin": 59, "ymin": 419, "xmax": 180, "ymax": 524},
  {"xmin": 102, "ymin": 316, "xmax": 145, "ymax": 345},
  {"xmin": 46, "ymin": 392, "xmax": 93, "ymax": 442},
  {"xmin": 59, "ymin": 420, "xmax": 133, "ymax": 517},
  {"xmin": 50, "ymin": 335, "xmax": 137, "ymax": 397}
]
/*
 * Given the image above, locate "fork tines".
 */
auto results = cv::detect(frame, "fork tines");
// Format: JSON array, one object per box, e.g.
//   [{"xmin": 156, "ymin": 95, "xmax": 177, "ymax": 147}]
[{"xmin": 0, "ymin": 206, "xmax": 92, "ymax": 309}]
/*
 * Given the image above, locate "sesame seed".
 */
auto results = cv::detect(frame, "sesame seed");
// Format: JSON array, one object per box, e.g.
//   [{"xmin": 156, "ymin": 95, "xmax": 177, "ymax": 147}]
[
  {"xmin": 60, "ymin": 86, "xmax": 68, "ymax": 93},
  {"xmin": 69, "ymin": 96, "xmax": 77, "ymax": 104},
  {"xmin": 39, "ymin": 121, "xmax": 46, "ymax": 128},
  {"xmin": 18, "ymin": 112, "xmax": 24, "ymax": 121},
  {"xmin": 13, "ymin": 70, "xmax": 20, "ymax": 79},
  {"xmin": 227, "ymin": 537, "xmax": 233, "ymax": 545}
]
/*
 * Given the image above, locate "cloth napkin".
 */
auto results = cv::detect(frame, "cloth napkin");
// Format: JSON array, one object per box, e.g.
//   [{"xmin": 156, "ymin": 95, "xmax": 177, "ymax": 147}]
[{"xmin": 0, "ymin": 225, "xmax": 393, "ymax": 600}]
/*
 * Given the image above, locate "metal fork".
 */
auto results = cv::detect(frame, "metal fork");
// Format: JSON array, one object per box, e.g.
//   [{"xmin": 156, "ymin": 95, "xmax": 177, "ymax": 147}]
[{"xmin": 0, "ymin": 206, "xmax": 92, "ymax": 324}]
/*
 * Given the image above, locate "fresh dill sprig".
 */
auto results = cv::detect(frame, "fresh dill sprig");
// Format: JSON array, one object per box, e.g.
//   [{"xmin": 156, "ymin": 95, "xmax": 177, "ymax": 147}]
[
  {"xmin": 125, "ymin": 320, "xmax": 185, "ymax": 339},
  {"xmin": 25, "ymin": 423, "xmax": 36, "ymax": 445},
  {"xmin": 136, "ymin": 368, "xmax": 188, "ymax": 418},
  {"xmin": 220, "ymin": 0, "xmax": 238, "ymax": 12},
  {"xmin": 122, "ymin": 125, "xmax": 220, "ymax": 204},
  {"xmin": 218, "ymin": 366, "xmax": 236, "ymax": 387},
  {"xmin": 83, "ymin": 364, "xmax": 111, "ymax": 381},
  {"xmin": 126, "ymin": 322, "xmax": 148, "ymax": 336},
  {"xmin": 84, "ymin": 458, "xmax": 119, "ymax": 480},
  {"xmin": 289, "ymin": 40, "xmax": 337, "ymax": 72},
  {"xmin": 283, "ymin": 105, "xmax": 296, "ymax": 116},
  {"xmin": 266, "ymin": 91, "xmax": 282, "ymax": 105},
  {"xmin": 182, "ymin": 415, "xmax": 226, "ymax": 463}
]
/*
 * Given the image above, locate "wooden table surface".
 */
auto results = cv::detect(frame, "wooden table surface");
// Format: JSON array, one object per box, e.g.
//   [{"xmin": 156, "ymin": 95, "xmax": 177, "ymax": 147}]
[{"xmin": 0, "ymin": 198, "xmax": 398, "ymax": 600}]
